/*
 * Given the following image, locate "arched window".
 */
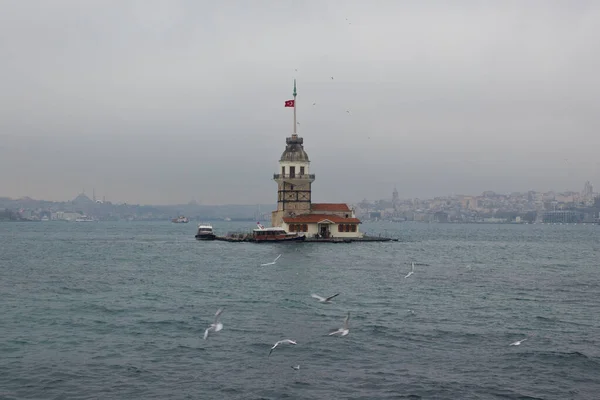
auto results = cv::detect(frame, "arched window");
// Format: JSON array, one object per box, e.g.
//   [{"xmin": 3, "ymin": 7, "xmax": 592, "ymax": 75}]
[
  {"xmin": 289, "ymin": 224, "xmax": 296, "ymax": 232},
  {"xmin": 338, "ymin": 224, "xmax": 343, "ymax": 232},
  {"xmin": 302, "ymin": 224, "xmax": 308, "ymax": 232},
  {"xmin": 345, "ymin": 224, "xmax": 350, "ymax": 232},
  {"xmin": 351, "ymin": 224, "xmax": 357, "ymax": 232}
]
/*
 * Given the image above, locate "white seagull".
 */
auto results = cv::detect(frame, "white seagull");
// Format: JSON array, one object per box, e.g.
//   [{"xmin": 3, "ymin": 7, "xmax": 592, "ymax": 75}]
[
  {"xmin": 329, "ymin": 312, "xmax": 350, "ymax": 336},
  {"xmin": 509, "ymin": 338, "xmax": 528, "ymax": 346},
  {"xmin": 405, "ymin": 262, "xmax": 415, "ymax": 278},
  {"xmin": 268, "ymin": 339, "xmax": 297, "ymax": 357},
  {"xmin": 261, "ymin": 254, "xmax": 282, "ymax": 266},
  {"xmin": 311, "ymin": 293, "xmax": 340, "ymax": 303},
  {"xmin": 291, "ymin": 365, "xmax": 300, "ymax": 370},
  {"xmin": 203, "ymin": 308, "xmax": 223, "ymax": 340}
]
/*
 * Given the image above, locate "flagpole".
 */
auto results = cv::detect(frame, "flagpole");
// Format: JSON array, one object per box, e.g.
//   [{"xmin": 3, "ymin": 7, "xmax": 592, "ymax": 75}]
[{"xmin": 293, "ymin": 79, "xmax": 297, "ymax": 135}]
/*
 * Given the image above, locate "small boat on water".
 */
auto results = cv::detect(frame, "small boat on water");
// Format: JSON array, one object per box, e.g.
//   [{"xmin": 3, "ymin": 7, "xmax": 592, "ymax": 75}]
[
  {"xmin": 210, "ymin": 223, "xmax": 305, "ymax": 242},
  {"xmin": 172, "ymin": 216, "xmax": 189, "ymax": 223},
  {"xmin": 75, "ymin": 215, "xmax": 96, "ymax": 222},
  {"xmin": 251, "ymin": 223, "xmax": 305, "ymax": 243},
  {"xmin": 195, "ymin": 223, "xmax": 216, "ymax": 240}
]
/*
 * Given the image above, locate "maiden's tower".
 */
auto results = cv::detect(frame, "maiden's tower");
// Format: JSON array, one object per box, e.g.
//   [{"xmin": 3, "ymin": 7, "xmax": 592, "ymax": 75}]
[{"xmin": 271, "ymin": 80, "xmax": 363, "ymax": 239}]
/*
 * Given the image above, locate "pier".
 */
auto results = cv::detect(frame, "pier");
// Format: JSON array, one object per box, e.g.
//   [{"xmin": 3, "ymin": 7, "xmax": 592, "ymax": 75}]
[{"xmin": 209, "ymin": 233, "xmax": 398, "ymax": 243}]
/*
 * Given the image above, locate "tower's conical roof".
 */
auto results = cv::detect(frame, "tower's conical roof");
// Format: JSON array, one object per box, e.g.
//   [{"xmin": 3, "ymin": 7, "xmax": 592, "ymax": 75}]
[{"xmin": 280, "ymin": 134, "xmax": 309, "ymax": 162}]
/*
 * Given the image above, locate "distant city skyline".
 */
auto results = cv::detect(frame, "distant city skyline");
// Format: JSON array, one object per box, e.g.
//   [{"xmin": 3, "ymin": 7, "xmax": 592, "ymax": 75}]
[
  {"xmin": 1, "ymin": 2, "xmax": 599, "ymax": 204},
  {"xmin": 1, "ymin": 181, "xmax": 596, "ymax": 206}
]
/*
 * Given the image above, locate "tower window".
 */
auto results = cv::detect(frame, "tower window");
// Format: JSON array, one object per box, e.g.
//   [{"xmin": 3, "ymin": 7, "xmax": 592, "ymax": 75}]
[
  {"xmin": 300, "ymin": 166, "xmax": 305, "ymax": 176},
  {"xmin": 289, "ymin": 166, "xmax": 295, "ymax": 178},
  {"xmin": 281, "ymin": 166, "xmax": 285, "ymax": 175}
]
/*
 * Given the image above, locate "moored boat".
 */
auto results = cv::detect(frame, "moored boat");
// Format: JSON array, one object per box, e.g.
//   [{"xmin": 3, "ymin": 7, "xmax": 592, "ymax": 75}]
[
  {"xmin": 252, "ymin": 223, "xmax": 305, "ymax": 242},
  {"xmin": 195, "ymin": 223, "xmax": 216, "ymax": 240}
]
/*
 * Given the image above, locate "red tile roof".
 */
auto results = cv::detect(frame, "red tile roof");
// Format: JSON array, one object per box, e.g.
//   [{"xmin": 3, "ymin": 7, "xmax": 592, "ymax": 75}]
[
  {"xmin": 283, "ymin": 214, "xmax": 361, "ymax": 224},
  {"xmin": 311, "ymin": 203, "xmax": 351, "ymax": 212}
]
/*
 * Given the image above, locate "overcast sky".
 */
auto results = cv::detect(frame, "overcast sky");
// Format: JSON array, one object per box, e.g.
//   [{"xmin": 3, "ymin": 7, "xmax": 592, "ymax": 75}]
[{"xmin": 1, "ymin": 1, "xmax": 599, "ymax": 205}]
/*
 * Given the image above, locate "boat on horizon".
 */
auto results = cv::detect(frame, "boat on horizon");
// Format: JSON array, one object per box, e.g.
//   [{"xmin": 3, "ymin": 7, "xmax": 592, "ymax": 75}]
[
  {"xmin": 75, "ymin": 215, "xmax": 97, "ymax": 222},
  {"xmin": 172, "ymin": 216, "xmax": 189, "ymax": 223}
]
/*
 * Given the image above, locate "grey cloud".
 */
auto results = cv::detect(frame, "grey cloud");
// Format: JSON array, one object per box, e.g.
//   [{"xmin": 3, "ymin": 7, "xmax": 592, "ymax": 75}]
[{"xmin": 0, "ymin": 1, "xmax": 598, "ymax": 204}]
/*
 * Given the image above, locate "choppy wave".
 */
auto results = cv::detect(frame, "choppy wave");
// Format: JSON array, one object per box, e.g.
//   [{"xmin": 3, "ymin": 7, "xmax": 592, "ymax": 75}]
[{"xmin": 1, "ymin": 221, "xmax": 600, "ymax": 399}]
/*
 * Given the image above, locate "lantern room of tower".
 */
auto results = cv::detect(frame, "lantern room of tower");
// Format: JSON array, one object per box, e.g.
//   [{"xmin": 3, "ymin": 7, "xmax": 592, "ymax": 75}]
[
  {"xmin": 273, "ymin": 134, "xmax": 315, "ymax": 182},
  {"xmin": 272, "ymin": 134, "xmax": 315, "ymax": 220}
]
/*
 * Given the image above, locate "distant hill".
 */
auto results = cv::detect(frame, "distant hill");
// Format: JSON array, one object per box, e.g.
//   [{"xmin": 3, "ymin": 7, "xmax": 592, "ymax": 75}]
[{"xmin": 0, "ymin": 195, "xmax": 275, "ymax": 221}]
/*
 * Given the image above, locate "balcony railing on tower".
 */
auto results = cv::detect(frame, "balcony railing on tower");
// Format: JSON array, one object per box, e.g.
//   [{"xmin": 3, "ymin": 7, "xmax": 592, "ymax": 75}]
[{"xmin": 273, "ymin": 173, "xmax": 316, "ymax": 180}]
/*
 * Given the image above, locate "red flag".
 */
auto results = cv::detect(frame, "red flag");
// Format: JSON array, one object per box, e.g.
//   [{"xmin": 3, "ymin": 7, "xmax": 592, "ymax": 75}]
[{"xmin": 284, "ymin": 100, "xmax": 295, "ymax": 107}]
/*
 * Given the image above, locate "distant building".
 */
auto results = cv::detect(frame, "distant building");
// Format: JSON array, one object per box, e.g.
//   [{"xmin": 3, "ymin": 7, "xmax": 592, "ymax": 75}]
[
  {"xmin": 392, "ymin": 187, "xmax": 399, "ymax": 211},
  {"xmin": 582, "ymin": 181, "xmax": 594, "ymax": 204},
  {"xmin": 542, "ymin": 210, "xmax": 584, "ymax": 223}
]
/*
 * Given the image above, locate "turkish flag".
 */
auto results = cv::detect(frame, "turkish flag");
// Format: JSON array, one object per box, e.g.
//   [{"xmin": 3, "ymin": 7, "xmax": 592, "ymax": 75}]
[{"xmin": 284, "ymin": 100, "xmax": 295, "ymax": 107}]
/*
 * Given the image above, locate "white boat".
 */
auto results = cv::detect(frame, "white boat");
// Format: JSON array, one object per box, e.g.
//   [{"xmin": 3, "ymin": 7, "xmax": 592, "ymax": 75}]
[
  {"xmin": 75, "ymin": 215, "xmax": 96, "ymax": 222},
  {"xmin": 195, "ymin": 223, "xmax": 216, "ymax": 240},
  {"xmin": 252, "ymin": 223, "xmax": 305, "ymax": 242},
  {"xmin": 172, "ymin": 216, "xmax": 189, "ymax": 223}
]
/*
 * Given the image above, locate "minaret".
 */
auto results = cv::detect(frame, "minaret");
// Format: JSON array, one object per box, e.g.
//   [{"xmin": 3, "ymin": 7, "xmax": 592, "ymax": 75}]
[{"xmin": 271, "ymin": 80, "xmax": 315, "ymax": 227}]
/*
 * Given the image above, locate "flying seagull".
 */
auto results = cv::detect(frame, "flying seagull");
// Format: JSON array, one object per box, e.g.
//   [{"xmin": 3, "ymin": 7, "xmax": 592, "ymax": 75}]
[
  {"xmin": 261, "ymin": 254, "xmax": 281, "ymax": 266},
  {"xmin": 268, "ymin": 339, "xmax": 297, "ymax": 357},
  {"xmin": 203, "ymin": 308, "xmax": 223, "ymax": 340},
  {"xmin": 291, "ymin": 365, "xmax": 300, "ymax": 370},
  {"xmin": 329, "ymin": 312, "xmax": 350, "ymax": 336},
  {"xmin": 311, "ymin": 293, "xmax": 340, "ymax": 303},
  {"xmin": 509, "ymin": 338, "xmax": 528, "ymax": 346},
  {"xmin": 405, "ymin": 262, "xmax": 415, "ymax": 278}
]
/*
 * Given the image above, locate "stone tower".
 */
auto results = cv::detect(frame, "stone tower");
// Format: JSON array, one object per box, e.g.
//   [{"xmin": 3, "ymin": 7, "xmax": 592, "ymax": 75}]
[
  {"xmin": 271, "ymin": 134, "xmax": 315, "ymax": 227},
  {"xmin": 271, "ymin": 80, "xmax": 315, "ymax": 227}
]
